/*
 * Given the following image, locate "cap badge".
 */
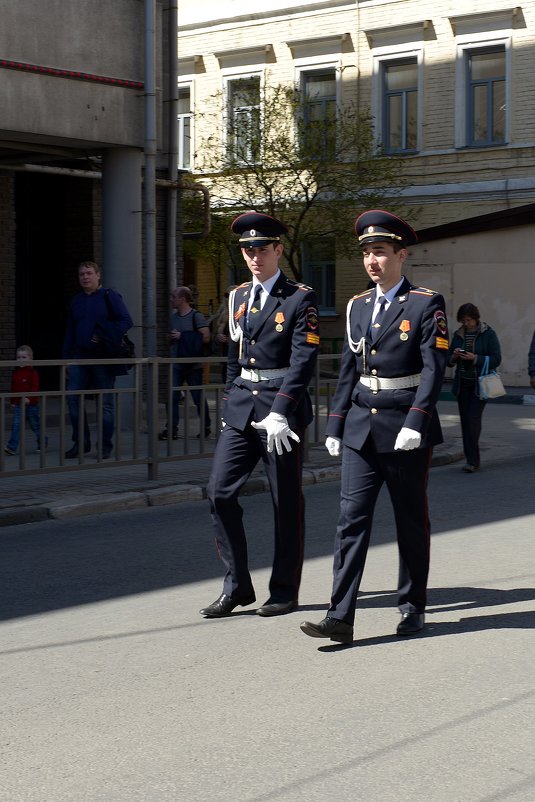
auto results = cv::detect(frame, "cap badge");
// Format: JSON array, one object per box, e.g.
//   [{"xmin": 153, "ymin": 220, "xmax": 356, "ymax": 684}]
[
  {"xmin": 250, "ymin": 229, "xmax": 256, "ymax": 237},
  {"xmin": 368, "ymin": 226, "xmax": 375, "ymax": 233}
]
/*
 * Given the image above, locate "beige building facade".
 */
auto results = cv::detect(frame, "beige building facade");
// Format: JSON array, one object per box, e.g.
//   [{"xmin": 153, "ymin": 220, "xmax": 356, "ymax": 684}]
[{"xmin": 178, "ymin": 0, "xmax": 535, "ymax": 384}]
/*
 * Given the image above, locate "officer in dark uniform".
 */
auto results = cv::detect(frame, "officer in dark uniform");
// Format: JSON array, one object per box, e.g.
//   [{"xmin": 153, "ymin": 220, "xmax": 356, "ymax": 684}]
[
  {"xmin": 201, "ymin": 212, "xmax": 320, "ymax": 619},
  {"xmin": 300, "ymin": 210, "xmax": 449, "ymax": 643}
]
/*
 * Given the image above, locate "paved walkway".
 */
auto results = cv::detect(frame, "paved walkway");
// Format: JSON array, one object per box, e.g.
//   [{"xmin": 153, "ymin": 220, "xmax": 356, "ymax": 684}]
[{"xmin": 2, "ymin": 391, "xmax": 534, "ymax": 527}]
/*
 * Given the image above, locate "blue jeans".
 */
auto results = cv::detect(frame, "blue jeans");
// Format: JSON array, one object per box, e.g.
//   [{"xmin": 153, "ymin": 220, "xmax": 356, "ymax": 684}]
[
  {"xmin": 67, "ymin": 364, "xmax": 116, "ymax": 451},
  {"xmin": 169, "ymin": 364, "xmax": 211, "ymax": 434},
  {"xmin": 7, "ymin": 404, "xmax": 42, "ymax": 451}
]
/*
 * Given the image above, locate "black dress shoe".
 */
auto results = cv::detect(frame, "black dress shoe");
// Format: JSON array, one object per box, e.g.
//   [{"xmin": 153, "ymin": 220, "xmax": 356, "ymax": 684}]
[
  {"xmin": 199, "ymin": 592, "xmax": 256, "ymax": 618},
  {"xmin": 64, "ymin": 444, "xmax": 91, "ymax": 459},
  {"xmin": 256, "ymin": 599, "xmax": 297, "ymax": 617},
  {"xmin": 300, "ymin": 616, "xmax": 354, "ymax": 644},
  {"xmin": 396, "ymin": 612, "xmax": 425, "ymax": 636}
]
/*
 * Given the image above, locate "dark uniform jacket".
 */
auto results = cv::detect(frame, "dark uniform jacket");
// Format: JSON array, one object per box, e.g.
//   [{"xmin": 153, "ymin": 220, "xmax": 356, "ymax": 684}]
[
  {"xmin": 223, "ymin": 273, "xmax": 320, "ymax": 431},
  {"xmin": 326, "ymin": 277, "xmax": 449, "ymax": 452}
]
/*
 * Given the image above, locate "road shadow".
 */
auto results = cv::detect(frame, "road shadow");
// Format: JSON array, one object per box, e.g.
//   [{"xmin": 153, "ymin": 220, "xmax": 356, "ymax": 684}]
[
  {"xmin": 1, "ymin": 455, "xmax": 534, "ymax": 621},
  {"xmin": 314, "ymin": 600, "xmax": 535, "ymax": 652}
]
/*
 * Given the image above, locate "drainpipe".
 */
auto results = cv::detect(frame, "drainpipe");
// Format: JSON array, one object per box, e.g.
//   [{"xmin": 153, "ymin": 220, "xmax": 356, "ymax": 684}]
[
  {"xmin": 144, "ymin": 0, "xmax": 157, "ymax": 359},
  {"xmin": 166, "ymin": 1, "xmax": 179, "ymax": 296},
  {"xmin": 145, "ymin": 0, "xmax": 158, "ymax": 479}
]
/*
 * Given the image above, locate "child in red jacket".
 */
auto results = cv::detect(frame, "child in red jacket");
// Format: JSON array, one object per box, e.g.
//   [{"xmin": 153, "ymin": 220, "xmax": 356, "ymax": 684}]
[{"xmin": 4, "ymin": 345, "xmax": 45, "ymax": 455}]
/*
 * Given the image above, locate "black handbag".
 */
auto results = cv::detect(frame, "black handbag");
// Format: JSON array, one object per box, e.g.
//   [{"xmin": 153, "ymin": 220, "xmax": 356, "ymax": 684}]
[{"xmin": 104, "ymin": 290, "xmax": 136, "ymax": 369}]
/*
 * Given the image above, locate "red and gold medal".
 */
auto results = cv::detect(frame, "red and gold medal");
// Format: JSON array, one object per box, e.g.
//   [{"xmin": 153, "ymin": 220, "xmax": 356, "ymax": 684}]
[{"xmin": 399, "ymin": 319, "xmax": 411, "ymax": 341}]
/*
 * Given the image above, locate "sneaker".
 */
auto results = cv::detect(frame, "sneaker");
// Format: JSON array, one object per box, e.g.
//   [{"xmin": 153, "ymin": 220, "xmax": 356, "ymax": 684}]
[
  {"xmin": 4, "ymin": 447, "xmax": 16, "ymax": 456},
  {"xmin": 158, "ymin": 429, "xmax": 178, "ymax": 441},
  {"xmin": 462, "ymin": 464, "xmax": 478, "ymax": 473}
]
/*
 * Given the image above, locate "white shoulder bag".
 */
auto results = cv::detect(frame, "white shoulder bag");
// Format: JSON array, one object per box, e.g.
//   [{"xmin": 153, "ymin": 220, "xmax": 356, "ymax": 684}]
[{"xmin": 478, "ymin": 355, "xmax": 506, "ymax": 400}]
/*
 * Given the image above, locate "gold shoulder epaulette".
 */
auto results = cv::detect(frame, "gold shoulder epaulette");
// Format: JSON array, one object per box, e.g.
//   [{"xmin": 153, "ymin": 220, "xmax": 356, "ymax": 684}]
[
  {"xmin": 352, "ymin": 289, "xmax": 373, "ymax": 300},
  {"xmin": 287, "ymin": 278, "xmax": 313, "ymax": 291},
  {"xmin": 410, "ymin": 287, "xmax": 435, "ymax": 296},
  {"xmin": 238, "ymin": 281, "xmax": 251, "ymax": 288}
]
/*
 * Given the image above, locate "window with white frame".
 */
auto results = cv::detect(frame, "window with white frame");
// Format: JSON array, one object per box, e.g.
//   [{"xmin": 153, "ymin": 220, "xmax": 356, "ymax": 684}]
[
  {"xmin": 301, "ymin": 69, "xmax": 337, "ymax": 156},
  {"xmin": 302, "ymin": 238, "xmax": 336, "ymax": 312},
  {"xmin": 381, "ymin": 58, "xmax": 418, "ymax": 153},
  {"xmin": 226, "ymin": 76, "xmax": 261, "ymax": 164},
  {"xmin": 178, "ymin": 85, "xmax": 192, "ymax": 170},
  {"xmin": 465, "ymin": 46, "xmax": 506, "ymax": 146}
]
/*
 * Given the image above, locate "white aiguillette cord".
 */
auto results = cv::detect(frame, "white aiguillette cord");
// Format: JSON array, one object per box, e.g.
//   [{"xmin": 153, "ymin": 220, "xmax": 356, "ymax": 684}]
[
  {"xmin": 346, "ymin": 297, "xmax": 368, "ymax": 372},
  {"xmin": 228, "ymin": 287, "xmax": 242, "ymax": 343},
  {"xmin": 228, "ymin": 287, "xmax": 245, "ymax": 359}
]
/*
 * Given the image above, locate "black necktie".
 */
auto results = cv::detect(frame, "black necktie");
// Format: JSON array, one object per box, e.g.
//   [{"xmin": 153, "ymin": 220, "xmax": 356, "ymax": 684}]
[
  {"xmin": 371, "ymin": 297, "xmax": 386, "ymax": 342},
  {"xmin": 246, "ymin": 285, "xmax": 263, "ymax": 332}
]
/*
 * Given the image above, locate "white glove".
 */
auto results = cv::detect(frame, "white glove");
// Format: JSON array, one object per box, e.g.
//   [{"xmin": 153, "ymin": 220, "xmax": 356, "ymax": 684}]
[
  {"xmin": 251, "ymin": 412, "xmax": 300, "ymax": 455},
  {"xmin": 394, "ymin": 427, "xmax": 422, "ymax": 451},
  {"xmin": 325, "ymin": 436, "xmax": 341, "ymax": 457}
]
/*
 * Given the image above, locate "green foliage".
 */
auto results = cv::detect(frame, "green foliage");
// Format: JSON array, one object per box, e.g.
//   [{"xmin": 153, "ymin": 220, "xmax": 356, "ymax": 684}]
[{"xmin": 192, "ymin": 79, "xmax": 407, "ymax": 281}]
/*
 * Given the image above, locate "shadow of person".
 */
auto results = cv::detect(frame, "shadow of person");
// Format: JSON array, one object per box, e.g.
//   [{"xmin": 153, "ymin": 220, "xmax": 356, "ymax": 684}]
[
  {"xmin": 317, "ymin": 608, "xmax": 535, "ymax": 651},
  {"xmin": 349, "ymin": 586, "xmax": 535, "ymax": 613}
]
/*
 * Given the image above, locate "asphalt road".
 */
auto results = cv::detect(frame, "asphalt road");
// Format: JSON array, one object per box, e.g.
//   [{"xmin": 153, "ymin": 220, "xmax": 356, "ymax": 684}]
[{"xmin": 1, "ymin": 429, "xmax": 535, "ymax": 802}]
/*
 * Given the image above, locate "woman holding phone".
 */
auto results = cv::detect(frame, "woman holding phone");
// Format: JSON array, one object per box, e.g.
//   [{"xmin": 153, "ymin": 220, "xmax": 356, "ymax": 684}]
[{"xmin": 448, "ymin": 303, "xmax": 501, "ymax": 473}]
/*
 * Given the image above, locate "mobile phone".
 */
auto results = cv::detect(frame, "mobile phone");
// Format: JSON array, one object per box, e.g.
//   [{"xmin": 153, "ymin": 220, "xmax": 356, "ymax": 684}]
[{"xmin": 457, "ymin": 349, "xmax": 466, "ymax": 353}]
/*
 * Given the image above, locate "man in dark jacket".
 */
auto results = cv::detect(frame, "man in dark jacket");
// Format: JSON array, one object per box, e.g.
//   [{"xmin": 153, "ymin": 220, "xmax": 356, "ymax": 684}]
[
  {"xmin": 529, "ymin": 330, "xmax": 535, "ymax": 388},
  {"xmin": 301, "ymin": 210, "xmax": 448, "ymax": 643},
  {"xmin": 201, "ymin": 212, "xmax": 319, "ymax": 619},
  {"xmin": 63, "ymin": 261, "xmax": 133, "ymax": 459}
]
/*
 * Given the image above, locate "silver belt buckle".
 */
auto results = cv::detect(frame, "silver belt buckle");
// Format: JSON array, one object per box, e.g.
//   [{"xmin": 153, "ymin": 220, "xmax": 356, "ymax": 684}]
[
  {"xmin": 250, "ymin": 369, "xmax": 260, "ymax": 383},
  {"xmin": 370, "ymin": 375, "xmax": 380, "ymax": 393}
]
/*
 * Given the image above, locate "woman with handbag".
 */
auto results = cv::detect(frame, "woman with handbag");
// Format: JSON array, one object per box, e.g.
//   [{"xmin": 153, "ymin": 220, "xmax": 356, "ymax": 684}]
[{"xmin": 448, "ymin": 303, "xmax": 502, "ymax": 473}]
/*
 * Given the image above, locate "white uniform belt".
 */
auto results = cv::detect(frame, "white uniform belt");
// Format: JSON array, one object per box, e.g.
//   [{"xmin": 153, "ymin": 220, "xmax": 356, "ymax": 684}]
[
  {"xmin": 359, "ymin": 373, "xmax": 421, "ymax": 391},
  {"xmin": 241, "ymin": 367, "xmax": 290, "ymax": 383}
]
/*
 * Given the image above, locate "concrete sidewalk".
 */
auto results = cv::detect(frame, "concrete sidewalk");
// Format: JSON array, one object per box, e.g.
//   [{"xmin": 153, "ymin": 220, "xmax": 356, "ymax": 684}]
[{"xmin": 2, "ymin": 395, "xmax": 534, "ymax": 527}]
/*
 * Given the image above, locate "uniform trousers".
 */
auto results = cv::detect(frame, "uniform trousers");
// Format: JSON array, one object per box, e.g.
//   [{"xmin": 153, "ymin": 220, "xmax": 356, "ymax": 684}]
[
  {"xmin": 328, "ymin": 436, "xmax": 432, "ymax": 624},
  {"xmin": 207, "ymin": 420, "xmax": 305, "ymax": 603}
]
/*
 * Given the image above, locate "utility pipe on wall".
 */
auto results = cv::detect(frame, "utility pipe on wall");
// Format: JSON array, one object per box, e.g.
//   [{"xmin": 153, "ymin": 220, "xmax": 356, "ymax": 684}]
[
  {"xmin": 166, "ymin": 1, "xmax": 179, "ymax": 296},
  {"xmin": 144, "ymin": 0, "xmax": 158, "ymax": 479},
  {"xmin": 144, "ymin": 0, "xmax": 157, "ymax": 359}
]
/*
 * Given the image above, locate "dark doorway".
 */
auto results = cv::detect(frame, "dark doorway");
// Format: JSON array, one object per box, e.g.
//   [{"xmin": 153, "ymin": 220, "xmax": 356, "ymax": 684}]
[{"xmin": 15, "ymin": 173, "xmax": 98, "ymax": 389}]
